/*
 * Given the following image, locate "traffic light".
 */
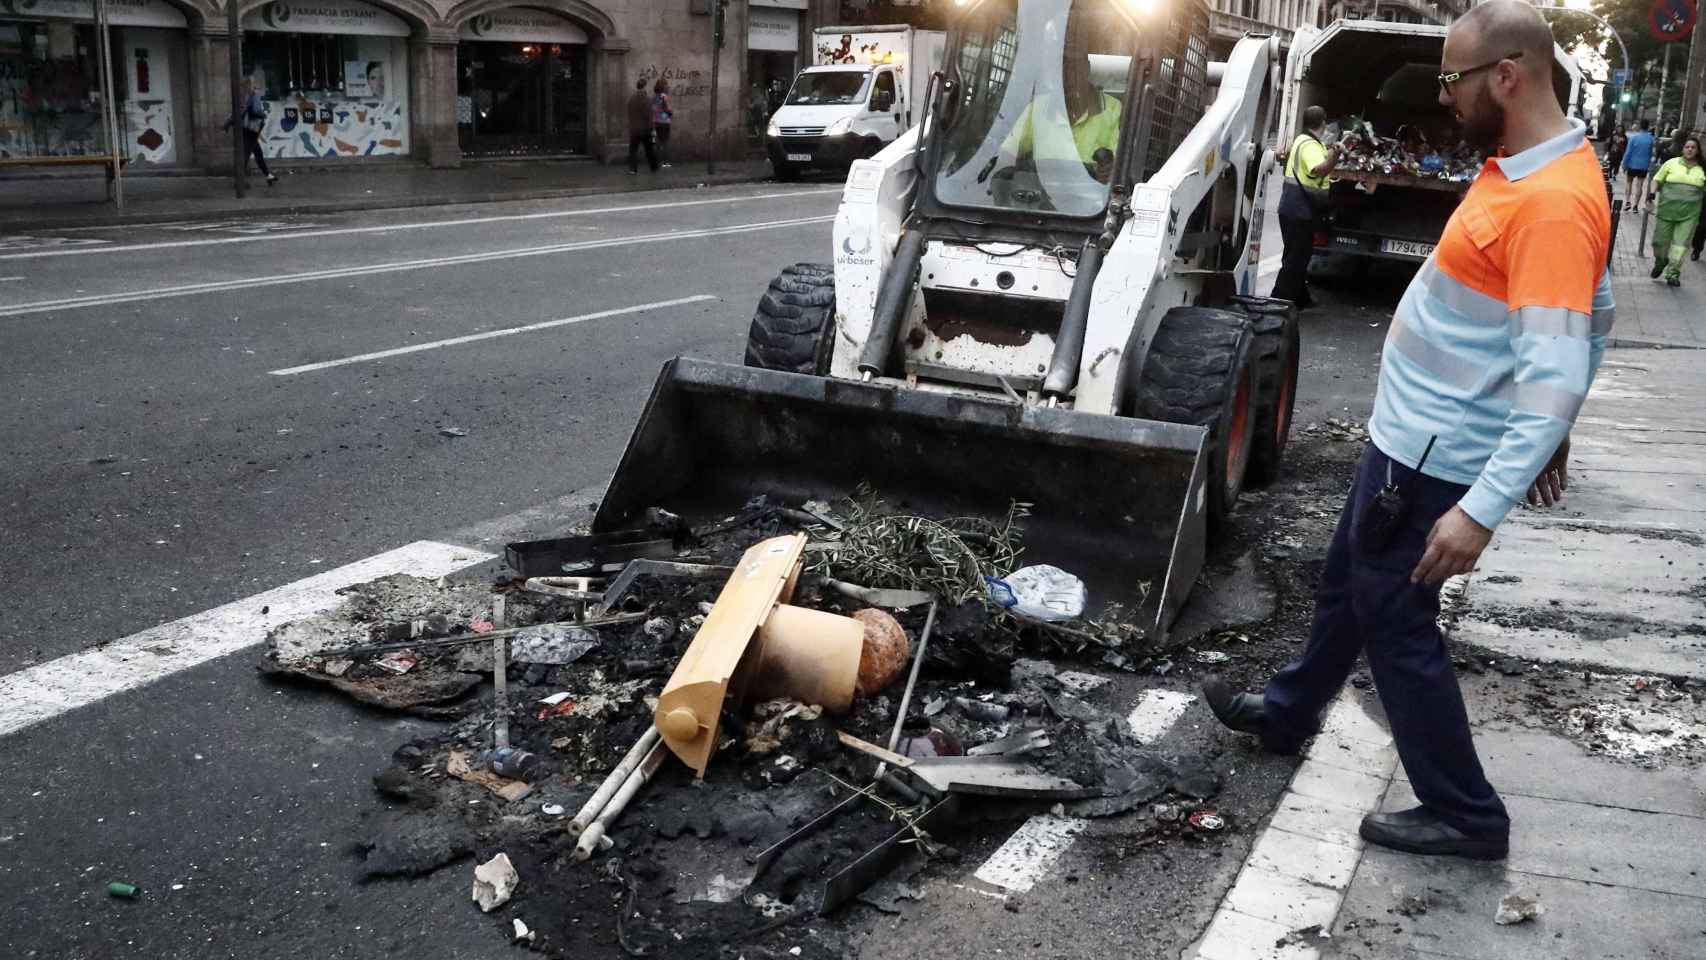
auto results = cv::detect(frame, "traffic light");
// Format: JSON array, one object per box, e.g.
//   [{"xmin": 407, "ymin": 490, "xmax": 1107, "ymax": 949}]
[{"xmin": 1620, "ymin": 91, "xmax": 1633, "ymax": 103}]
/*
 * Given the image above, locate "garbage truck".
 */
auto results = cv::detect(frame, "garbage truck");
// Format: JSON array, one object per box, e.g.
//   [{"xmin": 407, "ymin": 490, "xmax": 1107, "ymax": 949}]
[
  {"xmin": 765, "ymin": 24, "xmax": 947, "ymax": 180},
  {"xmin": 599, "ymin": 0, "xmax": 1297, "ymax": 641},
  {"xmin": 1278, "ymin": 19, "xmax": 1582, "ymax": 264}
]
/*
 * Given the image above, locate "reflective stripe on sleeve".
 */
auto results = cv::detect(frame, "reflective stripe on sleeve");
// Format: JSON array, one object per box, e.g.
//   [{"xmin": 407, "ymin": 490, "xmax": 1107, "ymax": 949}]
[
  {"xmin": 1509, "ymin": 305, "xmax": 1593, "ymax": 339},
  {"xmin": 1510, "ymin": 381, "xmax": 1585, "ymax": 421}
]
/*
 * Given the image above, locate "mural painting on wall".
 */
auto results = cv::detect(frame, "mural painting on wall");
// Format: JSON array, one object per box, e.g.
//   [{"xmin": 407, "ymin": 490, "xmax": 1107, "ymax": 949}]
[
  {"xmin": 122, "ymin": 99, "xmax": 172, "ymax": 162},
  {"xmin": 252, "ymin": 63, "xmax": 404, "ymax": 158},
  {"xmin": 638, "ymin": 64, "xmax": 708, "ymax": 98}
]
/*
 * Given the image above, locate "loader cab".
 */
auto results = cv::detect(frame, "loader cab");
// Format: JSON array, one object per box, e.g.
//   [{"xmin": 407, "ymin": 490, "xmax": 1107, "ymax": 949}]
[{"xmin": 923, "ymin": 0, "xmax": 1145, "ymax": 230}]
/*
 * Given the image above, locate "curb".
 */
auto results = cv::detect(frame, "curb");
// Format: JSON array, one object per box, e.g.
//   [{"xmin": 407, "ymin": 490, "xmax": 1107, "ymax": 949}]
[
  {"xmin": 1606, "ymin": 336, "xmax": 1706, "ymax": 350},
  {"xmin": 0, "ymin": 171, "xmax": 777, "ymax": 231}
]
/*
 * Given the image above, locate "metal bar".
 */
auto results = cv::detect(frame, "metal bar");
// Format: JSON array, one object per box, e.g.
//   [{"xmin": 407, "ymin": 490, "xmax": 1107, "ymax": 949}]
[
  {"xmin": 328, "ymin": 611, "xmax": 650, "ymax": 659},
  {"xmin": 227, "ymin": 0, "xmax": 246, "ymax": 197},
  {"xmin": 884, "ymin": 600, "xmax": 938, "ymax": 755},
  {"xmin": 94, "ymin": 0, "xmax": 123, "ymax": 209}
]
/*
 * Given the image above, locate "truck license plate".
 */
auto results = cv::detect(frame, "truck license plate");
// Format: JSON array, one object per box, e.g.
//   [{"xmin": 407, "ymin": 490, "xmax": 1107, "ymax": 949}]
[
  {"xmin": 1381, "ymin": 239, "xmax": 1435, "ymax": 259},
  {"xmin": 786, "ymin": 153, "xmax": 812, "ymax": 162}
]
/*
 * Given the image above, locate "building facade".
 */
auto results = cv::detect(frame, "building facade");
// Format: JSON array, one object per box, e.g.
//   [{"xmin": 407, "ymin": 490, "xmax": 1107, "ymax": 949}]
[{"xmin": 0, "ymin": 0, "xmax": 838, "ymax": 169}]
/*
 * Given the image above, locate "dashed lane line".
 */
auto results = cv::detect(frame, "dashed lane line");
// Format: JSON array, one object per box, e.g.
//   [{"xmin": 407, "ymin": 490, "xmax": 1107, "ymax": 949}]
[
  {"xmin": 269, "ymin": 294, "xmax": 718, "ymax": 375},
  {"xmin": 0, "ymin": 540, "xmax": 494, "ymax": 739}
]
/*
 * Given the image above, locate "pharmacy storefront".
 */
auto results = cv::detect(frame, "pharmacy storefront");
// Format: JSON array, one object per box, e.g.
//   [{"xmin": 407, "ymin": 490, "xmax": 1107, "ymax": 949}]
[
  {"xmin": 456, "ymin": 7, "xmax": 589, "ymax": 156},
  {"xmin": 0, "ymin": 0, "xmax": 191, "ymax": 164},
  {"xmin": 241, "ymin": 0, "xmax": 411, "ymax": 158}
]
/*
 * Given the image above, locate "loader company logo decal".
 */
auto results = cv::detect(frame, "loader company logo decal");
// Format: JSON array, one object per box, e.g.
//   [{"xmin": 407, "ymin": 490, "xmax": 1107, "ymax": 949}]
[{"xmin": 838, "ymin": 232, "xmax": 874, "ymax": 266}]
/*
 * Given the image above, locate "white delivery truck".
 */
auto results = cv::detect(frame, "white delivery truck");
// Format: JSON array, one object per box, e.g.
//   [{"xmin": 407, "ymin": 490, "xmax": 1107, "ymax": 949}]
[
  {"xmin": 765, "ymin": 24, "xmax": 946, "ymax": 180},
  {"xmin": 1279, "ymin": 20, "xmax": 1582, "ymax": 265}
]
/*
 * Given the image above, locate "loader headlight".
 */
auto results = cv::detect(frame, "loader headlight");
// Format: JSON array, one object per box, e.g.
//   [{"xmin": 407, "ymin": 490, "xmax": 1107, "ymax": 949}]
[
  {"xmin": 827, "ymin": 116, "xmax": 854, "ymax": 136},
  {"xmin": 766, "ymin": 118, "xmax": 780, "ymax": 138}
]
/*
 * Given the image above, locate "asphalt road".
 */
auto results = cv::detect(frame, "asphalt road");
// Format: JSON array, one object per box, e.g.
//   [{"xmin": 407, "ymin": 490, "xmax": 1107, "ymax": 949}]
[{"xmin": 0, "ymin": 180, "xmax": 1404, "ymax": 959}]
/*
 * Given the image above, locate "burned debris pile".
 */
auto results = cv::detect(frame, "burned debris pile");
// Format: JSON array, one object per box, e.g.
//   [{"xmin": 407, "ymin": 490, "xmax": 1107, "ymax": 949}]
[{"xmin": 258, "ymin": 494, "xmax": 1226, "ymax": 957}]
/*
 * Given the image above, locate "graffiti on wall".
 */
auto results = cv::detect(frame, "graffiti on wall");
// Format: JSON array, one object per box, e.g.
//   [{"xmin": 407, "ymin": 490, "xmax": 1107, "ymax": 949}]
[
  {"xmin": 637, "ymin": 64, "xmax": 708, "ymax": 98},
  {"xmin": 257, "ymin": 95, "xmax": 406, "ymax": 158}
]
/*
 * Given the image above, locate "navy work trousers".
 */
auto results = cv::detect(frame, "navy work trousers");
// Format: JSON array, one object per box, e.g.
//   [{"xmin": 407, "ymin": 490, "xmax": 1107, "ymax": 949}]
[{"xmin": 1263, "ymin": 443, "xmax": 1510, "ymax": 839}]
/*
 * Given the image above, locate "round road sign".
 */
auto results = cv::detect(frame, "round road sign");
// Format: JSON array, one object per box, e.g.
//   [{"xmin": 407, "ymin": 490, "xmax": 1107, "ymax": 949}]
[{"xmin": 1650, "ymin": 0, "xmax": 1696, "ymax": 41}]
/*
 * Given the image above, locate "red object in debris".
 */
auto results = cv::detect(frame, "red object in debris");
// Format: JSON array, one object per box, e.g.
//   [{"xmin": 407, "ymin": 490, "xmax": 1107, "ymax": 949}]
[
  {"xmin": 471, "ymin": 620, "xmax": 495, "ymax": 634},
  {"xmin": 536, "ymin": 700, "xmax": 576, "ymax": 721},
  {"xmin": 1188, "ymin": 810, "xmax": 1226, "ymax": 832}
]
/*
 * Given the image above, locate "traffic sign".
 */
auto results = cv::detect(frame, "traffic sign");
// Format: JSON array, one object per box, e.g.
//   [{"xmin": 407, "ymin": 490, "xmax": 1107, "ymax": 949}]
[
  {"xmin": 1613, "ymin": 67, "xmax": 1633, "ymax": 86},
  {"xmin": 1649, "ymin": 0, "xmax": 1696, "ymax": 41}
]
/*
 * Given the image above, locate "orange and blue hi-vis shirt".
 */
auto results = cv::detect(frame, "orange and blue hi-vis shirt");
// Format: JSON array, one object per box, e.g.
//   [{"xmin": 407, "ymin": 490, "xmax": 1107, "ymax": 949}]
[{"xmin": 1368, "ymin": 119, "xmax": 1614, "ymax": 530}]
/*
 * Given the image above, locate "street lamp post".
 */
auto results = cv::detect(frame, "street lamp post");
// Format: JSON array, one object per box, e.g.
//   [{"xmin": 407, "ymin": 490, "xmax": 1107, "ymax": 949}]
[{"xmin": 1537, "ymin": 4, "xmax": 1634, "ymax": 125}]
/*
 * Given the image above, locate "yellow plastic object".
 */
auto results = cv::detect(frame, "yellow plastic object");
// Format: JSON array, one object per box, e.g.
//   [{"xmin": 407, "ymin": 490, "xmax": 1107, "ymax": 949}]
[{"xmin": 654, "ymin": 533, "xmax": 861, "ymax": 777}]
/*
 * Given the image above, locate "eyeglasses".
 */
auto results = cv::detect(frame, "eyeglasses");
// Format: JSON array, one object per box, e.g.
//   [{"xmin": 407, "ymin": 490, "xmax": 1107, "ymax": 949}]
[{"xmin": 1437, "ymin": 51, "xmax": 1524, "ymax": 92}]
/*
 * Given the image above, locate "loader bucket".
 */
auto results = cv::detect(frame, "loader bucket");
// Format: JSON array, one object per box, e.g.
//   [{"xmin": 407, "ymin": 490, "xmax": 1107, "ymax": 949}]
[{"xmin": 594, "ymin": 358, "xmax": 1209, "ymax": 640}]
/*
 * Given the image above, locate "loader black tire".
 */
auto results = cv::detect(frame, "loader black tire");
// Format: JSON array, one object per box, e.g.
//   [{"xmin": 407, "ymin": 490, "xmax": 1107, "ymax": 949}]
[
  {"xmin": 744, "ymin": 262, "xmax": 836, "ymax": 375},
  {"xmin": 1230, "ymin": 295, "xmax": 1301, "ymax": 487},
  {"xmin": 1131, "ymin": 306, "xmax": 1257, "ymax": 535}
]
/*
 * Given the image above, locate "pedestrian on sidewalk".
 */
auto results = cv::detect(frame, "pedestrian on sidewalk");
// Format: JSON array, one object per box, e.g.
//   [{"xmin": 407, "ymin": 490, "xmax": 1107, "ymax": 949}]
[
  {"xmin": 223, "ymin": 79, "xmax": 277, "ymax": 187},
  {"xmin": 1272, "ymin": 104, "xmax": 1340, "ymax": 310},
  {"xmin": 1623, "ymin": 119, "xmax": 1654, "ymax": 211},
  {"xmin": 652, "ymin": 78, "xmax": 675, "ymax": 168},
  {"xmin": 1605, "ymin": 124, "xmax": 1627, "ymax": 177},
  {"xmin": 1204, "ymin": 0, "xmax": 1614, "ymax": 863},
  {"xmin": 1648, "ymin": 136, "xmax": 1704, "ymax": 285},
  {"xmin": 627, "ymin": 79, "xmax": 659, "ymax": 175}
]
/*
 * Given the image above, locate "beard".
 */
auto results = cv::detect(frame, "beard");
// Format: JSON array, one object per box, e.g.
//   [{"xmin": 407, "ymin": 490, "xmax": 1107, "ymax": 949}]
[{"xmin": 1458, "ymin": 82, "xmax": 1506, "ymax": 151}]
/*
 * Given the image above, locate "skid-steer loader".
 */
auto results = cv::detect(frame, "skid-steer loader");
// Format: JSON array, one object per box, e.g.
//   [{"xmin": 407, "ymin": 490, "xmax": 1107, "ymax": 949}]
[{"xmin": 594, "ymin": 0, "xmax": 1300, "ymax": 640}]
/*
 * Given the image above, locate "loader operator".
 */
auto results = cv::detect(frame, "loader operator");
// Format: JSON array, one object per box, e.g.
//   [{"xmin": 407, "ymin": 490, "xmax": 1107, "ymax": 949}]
[
  {"xmin": 998, "ymin": 31, "xmax": 1122, "ymax": 183},
  {"xmin": 1204, "ymin": 0, "xmax": 1613, "ymax": 863}
]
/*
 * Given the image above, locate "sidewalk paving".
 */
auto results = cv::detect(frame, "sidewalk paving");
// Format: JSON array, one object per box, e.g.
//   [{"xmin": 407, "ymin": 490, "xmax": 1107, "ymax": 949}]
[
  {"xmin": 1190, "ymin": 343, "xmax": 1706, "ymax": 959},
  {"xmin": 1605, "ymin": 186, "xmax": 1706, "ymax": 348},
  {"xmin": 0, "ymin": 157, "xmax": 778, "ymax": 230}
]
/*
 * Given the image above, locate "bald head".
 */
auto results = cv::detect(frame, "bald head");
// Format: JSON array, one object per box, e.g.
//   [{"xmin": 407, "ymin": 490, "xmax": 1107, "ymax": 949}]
[{"xmin": 1450, "ymin": 0, "xmax": 1554, "ymax": 79}]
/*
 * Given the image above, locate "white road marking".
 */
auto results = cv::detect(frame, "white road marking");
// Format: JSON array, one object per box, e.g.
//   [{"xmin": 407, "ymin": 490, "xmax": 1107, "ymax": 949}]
[
  {"xmin": 970, "ymin": 685, "xmax": 1197, "ymax": 895},
  {"xmin": 269, "ymin": 294, "xmax": 718, "ymax": 375},
  {"xmin": 0, "ymin": 540, "xmax": 493, "ymax": 739},
  {"xmin": 0, "ymin": 216, "xmax": 832, "ymax": 318},
  {"xmin": 1186, "ymin": 692, "xmax": 1400, "ymax": 960},
  {"xmin": 1127, "ymin": 688, "xmax": 1197, "ymax": 743},
  {"xmin": 0, "ymin": 188, "xmax": 841, "ymax": 261},
  {"xmin": 972, "ymin": 815, "xmax": 1088, "ymax": 893},
  {"xmin": 0, "ymin": 276, "xmax": 21, "ymax": 282}
]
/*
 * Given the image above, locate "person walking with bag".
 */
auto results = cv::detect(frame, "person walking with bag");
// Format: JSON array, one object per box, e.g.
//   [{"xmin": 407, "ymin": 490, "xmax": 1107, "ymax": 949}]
[
  {"xmin": 223, "ymin": 78, "xmax": 276, "ymax": 186},
  {"xmin": 1272, "ymin": 105, "xmax": 1340, "ymax": 310},
  {"xmin": 651, "ymin": 78, "xmax": 674, "ymax": 168},
  {"xmin": 1205, "ymin": 1, "xmax": 1614, "ymax": 861},
  {"xmin": 627, "ymin": 79, "xmax": 659, "ymax": 175},
  {"xmin": 1648, "ymin": 135, "xmax": 1704, "ymax": 285}
]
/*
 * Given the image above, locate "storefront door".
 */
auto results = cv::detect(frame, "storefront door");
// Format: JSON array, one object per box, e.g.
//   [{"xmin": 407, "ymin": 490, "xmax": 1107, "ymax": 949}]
[{"xmin": 457, "ymin": 9, "xmax": 589, "ymax": 157}]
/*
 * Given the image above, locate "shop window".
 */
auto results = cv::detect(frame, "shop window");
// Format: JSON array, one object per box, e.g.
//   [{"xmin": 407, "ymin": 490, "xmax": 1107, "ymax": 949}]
[
  {"xmin": 247, "ymin": 34, "xmax": 379, "ymax": 96},
  {"xmin": 0, "ymin": 20, "xmax": 116, "ymax": 157}
]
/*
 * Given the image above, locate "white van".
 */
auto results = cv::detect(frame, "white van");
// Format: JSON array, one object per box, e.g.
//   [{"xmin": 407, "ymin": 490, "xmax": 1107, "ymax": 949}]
[{"xmin": 765, "ymin": 25, "xmax": 946, "ymax": 180}]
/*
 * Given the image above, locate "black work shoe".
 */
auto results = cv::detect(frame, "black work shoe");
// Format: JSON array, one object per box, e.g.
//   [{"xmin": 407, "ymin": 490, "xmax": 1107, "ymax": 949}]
[
  {"xmin": 1651, "ymin": 260, "xmax": 1666, "ymax": 278},
  {"xmin": 1360, "ymin": 807, "xmax": 1509, "ymax": 860},
  {"xmin": 1201, "ymin": 676, "xmax": 1268, "ymax": 736},
  {"xmin": 1668, "ymin": 277, "xmax": 1682, "ymax": 287},
  {"xmin": 1692, "ymin": 250, "xmax": 1701, "ymax": 261}
]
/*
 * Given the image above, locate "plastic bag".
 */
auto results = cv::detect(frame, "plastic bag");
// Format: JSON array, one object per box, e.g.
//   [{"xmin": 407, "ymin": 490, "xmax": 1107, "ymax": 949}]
[{"xmin": 985, "ymin": 565, "xmax": 1087, "ymax": 622}]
